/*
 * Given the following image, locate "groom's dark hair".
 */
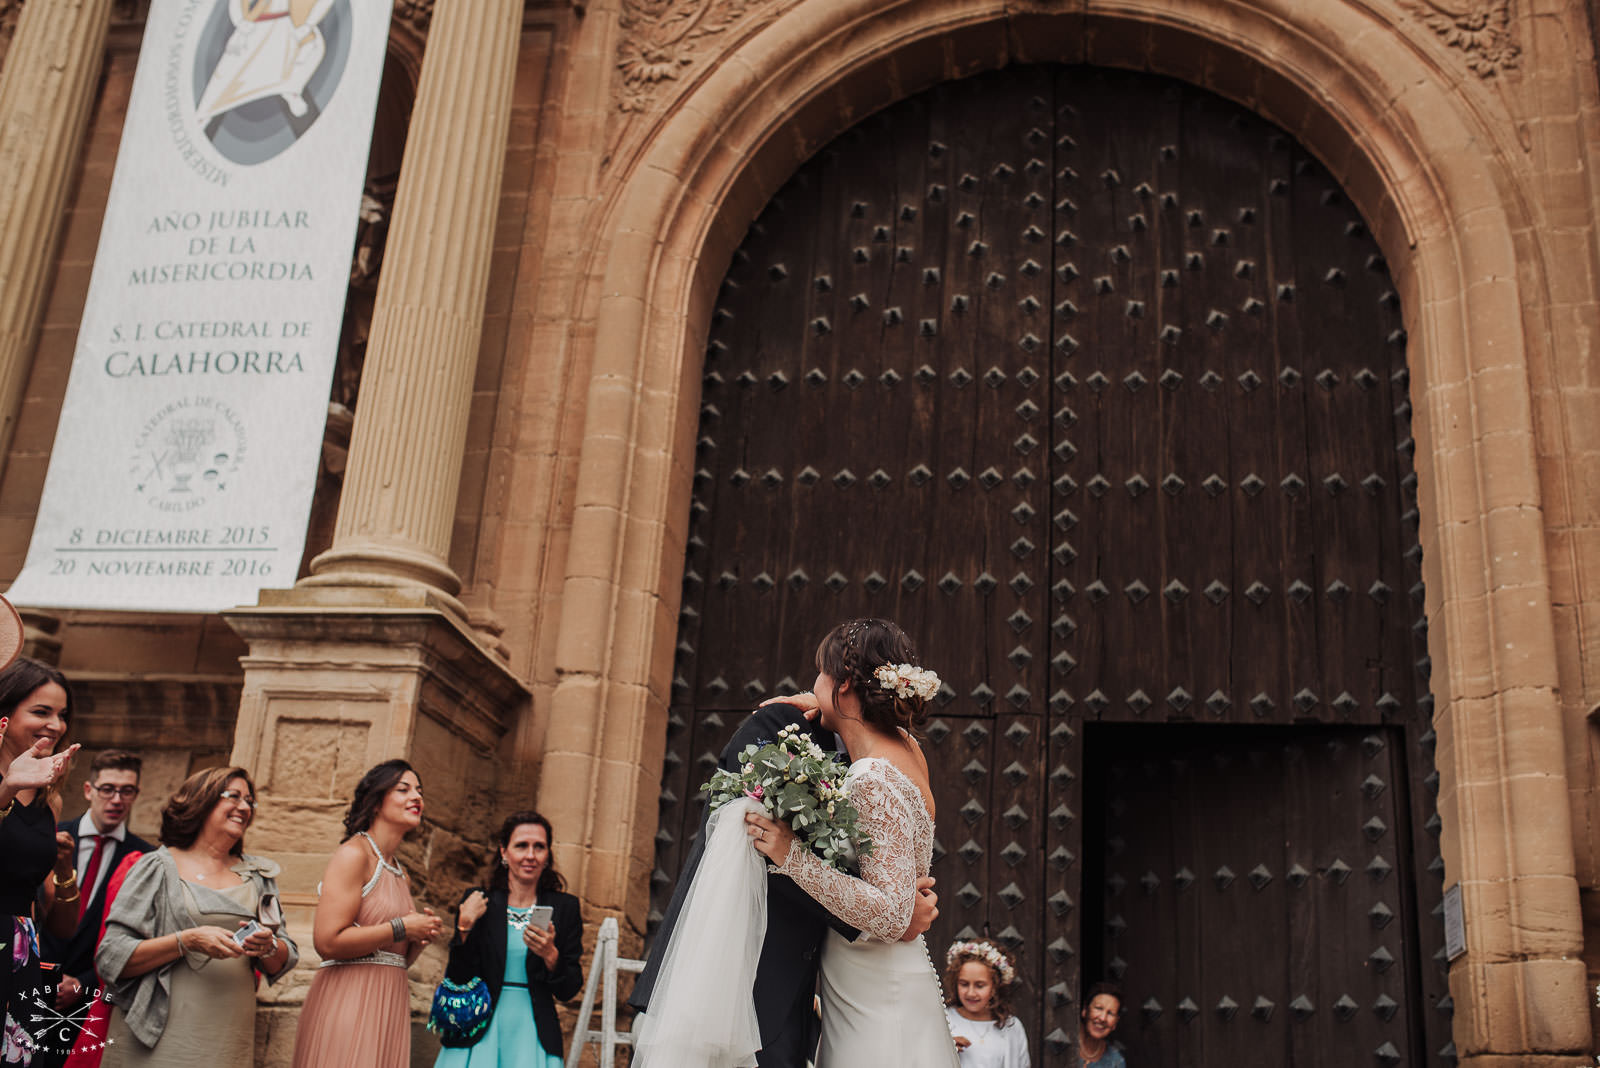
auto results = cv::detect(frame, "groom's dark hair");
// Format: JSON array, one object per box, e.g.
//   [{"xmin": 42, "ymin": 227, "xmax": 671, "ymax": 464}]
[{"xmin": 815, "ymin": 618, "xmax": 932, "ymax": 735}]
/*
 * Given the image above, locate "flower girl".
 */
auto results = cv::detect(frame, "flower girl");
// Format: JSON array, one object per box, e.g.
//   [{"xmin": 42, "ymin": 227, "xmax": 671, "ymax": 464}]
[{"xmin": 943, "ymin": 939, "xmax": 1030, "ymax": 1067}]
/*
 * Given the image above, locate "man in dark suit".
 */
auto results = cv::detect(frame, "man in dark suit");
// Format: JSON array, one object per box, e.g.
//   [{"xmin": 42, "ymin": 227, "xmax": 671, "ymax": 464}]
[
  {"xmin": 34, "ymin": 750, "xmax": 154, "ymax": 1068},
  {"xmin": 629, "ymin": 701, "xmax": 938, "ymax": 1068}
]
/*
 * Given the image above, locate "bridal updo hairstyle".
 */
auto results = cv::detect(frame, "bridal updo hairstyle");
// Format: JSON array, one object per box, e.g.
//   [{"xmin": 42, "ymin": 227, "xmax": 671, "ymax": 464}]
[
  {"xmin": 342, "ymin": 758, "xmax": 418, "ymax": 841},
  {"xmin": 815, "ymin": 617, "xmax": 932, "ymax": 734}
]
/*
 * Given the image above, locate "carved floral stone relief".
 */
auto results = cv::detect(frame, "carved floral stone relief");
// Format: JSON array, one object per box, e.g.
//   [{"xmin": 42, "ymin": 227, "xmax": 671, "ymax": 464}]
[
  {"xmin": 615, "ymin": 0, "xmax": 770, "ymax": 114},
  {"xmin": 1398, "ymin": 0, "xmax": 1520, "ymax": 76}
]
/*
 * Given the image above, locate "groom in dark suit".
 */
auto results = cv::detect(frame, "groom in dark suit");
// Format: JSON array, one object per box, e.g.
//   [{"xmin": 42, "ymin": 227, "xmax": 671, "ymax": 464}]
[
  {"xmin": 629, "ymin": 700, "xmax": 938, "ymax": 1068},
  {"xmin": 34, "ymin": 750, "xmax": 154, "ymax": 1068}
]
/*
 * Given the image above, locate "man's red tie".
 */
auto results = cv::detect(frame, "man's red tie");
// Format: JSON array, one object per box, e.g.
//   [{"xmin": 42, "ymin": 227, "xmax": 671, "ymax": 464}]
[{"xmin": 79, "ymin": 835, "xmax": 111, "ymax": 918}]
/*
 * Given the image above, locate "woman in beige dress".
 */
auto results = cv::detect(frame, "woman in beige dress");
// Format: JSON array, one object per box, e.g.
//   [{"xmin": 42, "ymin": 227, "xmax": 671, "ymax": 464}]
[
  {"xmin": 97, "ymin": 767, "xmax": 297, "ymax": 1066},
  {"xmin": 291, "ymin": 760, "xmax": 441, "ymax": 1068}
]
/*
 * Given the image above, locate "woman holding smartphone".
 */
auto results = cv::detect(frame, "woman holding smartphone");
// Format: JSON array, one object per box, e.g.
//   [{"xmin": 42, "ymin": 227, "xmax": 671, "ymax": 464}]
[
  {"xmin": 433, "ymin": 811, "xmax": 582, "ymax": 1067},
  {"xmin": 97, "ymin": 767, "xmax": 296, "ymax": 1067}
]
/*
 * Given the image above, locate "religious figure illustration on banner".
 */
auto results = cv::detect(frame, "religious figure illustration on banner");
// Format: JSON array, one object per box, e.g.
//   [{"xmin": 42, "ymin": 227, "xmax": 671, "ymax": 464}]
[{"xmin": 194, "ymin": 0, "xmax": 355, "ymax": 164}]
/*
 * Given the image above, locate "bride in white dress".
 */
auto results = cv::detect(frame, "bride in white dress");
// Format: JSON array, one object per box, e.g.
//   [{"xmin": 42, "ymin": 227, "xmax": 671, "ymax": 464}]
[{"xmin": 747, "ymin": 619, "xmax": 960, "ymax": 1068}]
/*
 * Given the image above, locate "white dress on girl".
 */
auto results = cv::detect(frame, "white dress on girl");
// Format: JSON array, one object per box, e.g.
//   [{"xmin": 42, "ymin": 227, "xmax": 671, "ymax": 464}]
[
  {"xmin": 945, "ymin": 1007, "xmax": 1032, "ymax": 1068},
  {"xmin": 775, "ymin": 757, "xmax": 959, "ymax": 1067}
]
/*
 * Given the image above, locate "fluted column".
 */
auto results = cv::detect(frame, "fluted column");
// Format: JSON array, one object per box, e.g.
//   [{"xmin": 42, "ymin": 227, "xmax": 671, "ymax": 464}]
[
  {"xmin": 0, "ymin": 0, "xmax": 112, "ymax": 466},
  {"xmin": 303, "ymin": 0, "xmax": 523, "ymax": 609}
]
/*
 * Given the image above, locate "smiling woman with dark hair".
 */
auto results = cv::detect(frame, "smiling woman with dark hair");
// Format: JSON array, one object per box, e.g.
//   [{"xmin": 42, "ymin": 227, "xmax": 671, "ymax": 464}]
[
  {"xmin": 0, "ymin": 656, "xmax": 79, "ymax": 1067},
  {"xmin": 340, "ymin": 759, "xmax": 415, "ymax": 842},
  {"xmin": 292, "ymin": 759, "xmax": 442, "ymax": 1068}
]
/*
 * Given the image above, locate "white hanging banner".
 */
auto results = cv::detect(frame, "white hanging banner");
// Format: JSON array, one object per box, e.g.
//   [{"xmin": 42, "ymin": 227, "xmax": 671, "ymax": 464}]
[{"xmin": 7, "ymin": 0, "xmax": 393, "ymax": 612}]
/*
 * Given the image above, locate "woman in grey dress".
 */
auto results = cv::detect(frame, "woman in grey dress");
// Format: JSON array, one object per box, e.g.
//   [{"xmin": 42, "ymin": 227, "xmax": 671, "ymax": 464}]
[{"xmin": 97, "ymin": 767, "xmax": 296, "ymax": 1066}]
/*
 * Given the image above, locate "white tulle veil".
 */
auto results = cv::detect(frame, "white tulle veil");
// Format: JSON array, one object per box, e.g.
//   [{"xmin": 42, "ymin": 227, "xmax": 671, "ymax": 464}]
[{"xmin": 632, "ymin": 796, "xmax": 768, "ymax": 1068}]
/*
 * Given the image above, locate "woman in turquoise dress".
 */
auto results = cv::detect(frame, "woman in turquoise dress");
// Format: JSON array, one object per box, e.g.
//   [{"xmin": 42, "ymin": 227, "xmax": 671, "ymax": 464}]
[{"xmin": 433, "ymin": 812, "xmax": 582, "ymax": 1067}]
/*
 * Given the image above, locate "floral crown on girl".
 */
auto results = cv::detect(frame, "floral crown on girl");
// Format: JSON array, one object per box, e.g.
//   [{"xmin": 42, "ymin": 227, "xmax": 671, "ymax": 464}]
[{"xmin": 946, "ymin": 940, "xmax": 1016, "ymax": 985}]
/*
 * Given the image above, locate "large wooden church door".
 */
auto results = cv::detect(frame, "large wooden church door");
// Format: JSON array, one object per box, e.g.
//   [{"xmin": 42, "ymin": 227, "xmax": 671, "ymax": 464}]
[{"xmin": 656, "ymin": 66, "xmax": 1450, "ymax": 1065}]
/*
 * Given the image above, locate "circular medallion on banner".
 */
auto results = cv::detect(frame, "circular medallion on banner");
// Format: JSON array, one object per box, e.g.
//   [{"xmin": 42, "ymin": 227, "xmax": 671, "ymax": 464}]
[
  {"xmin": 187, "ymin": 0, "xmax": 356, "ymax": 166},
  {"xmin": 130, "ymin": 396, "xmax": 248, "ymax": 513}
]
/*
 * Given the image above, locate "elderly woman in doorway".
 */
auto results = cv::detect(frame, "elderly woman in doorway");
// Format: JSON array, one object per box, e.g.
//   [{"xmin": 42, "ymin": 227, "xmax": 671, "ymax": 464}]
[
  {"xmin": 431, "ymin": 810, "xmax": 583, "ymax": 1067},
  {"xmin": 292, "ymin": 759, "xmax": 442, "ymax": 1068},
  {"xmin": 96, "ymin": 767, "xmax": 297, "ymax": 1067},
  {"xmin": 1074, "ymin": 982, "xmax": 1124, "ymax": 1068}
]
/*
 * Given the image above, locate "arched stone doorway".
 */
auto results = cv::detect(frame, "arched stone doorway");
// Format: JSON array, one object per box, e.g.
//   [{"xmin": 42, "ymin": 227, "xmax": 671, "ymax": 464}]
[
  {"xmin": 657, "ymin": 64, "xmax": 1447, "ymax": 1064},
  {"xmin": 539, "ymin": 3, "xmax": 1587, "ymax": 1058}
]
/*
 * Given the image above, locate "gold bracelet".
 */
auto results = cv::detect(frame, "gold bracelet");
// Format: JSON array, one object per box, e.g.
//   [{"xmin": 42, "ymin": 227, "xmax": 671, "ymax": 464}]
[
  {"xmin": 0, "ymin": 798, "xmax": 13, "ymax": 820},
  {"xmin": 53, "ymin": 870, "xmax": 77, "ymax": 887},
  {"xmin": 55, "ymin": 890, "xmax": 80, "ymax": 905}
]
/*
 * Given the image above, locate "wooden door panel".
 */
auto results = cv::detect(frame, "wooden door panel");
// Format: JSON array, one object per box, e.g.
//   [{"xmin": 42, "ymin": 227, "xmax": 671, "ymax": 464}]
[
  {"xmin": 1097, "ymin": 727, "xmax": 1414, "ymax": 1066},
  {"xmin": 685, "ymin": 71, "xmax": 1054, "ymax": 720},
  {"xmin": 923, "ymin": 711, "xmax": 1047, "ymax": 1016}
]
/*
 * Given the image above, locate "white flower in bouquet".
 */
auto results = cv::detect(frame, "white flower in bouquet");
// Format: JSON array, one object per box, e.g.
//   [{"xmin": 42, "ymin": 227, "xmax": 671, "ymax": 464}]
[{"xmin": 703, "ymin": 726, "xmax": 872, "ymax": 871}]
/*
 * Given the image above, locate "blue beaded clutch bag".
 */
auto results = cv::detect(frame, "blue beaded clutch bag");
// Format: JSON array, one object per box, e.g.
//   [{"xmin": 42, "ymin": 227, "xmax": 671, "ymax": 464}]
[{"xmin": 428, "ymin": 976, "xmax": 493, "ymax": 1046}]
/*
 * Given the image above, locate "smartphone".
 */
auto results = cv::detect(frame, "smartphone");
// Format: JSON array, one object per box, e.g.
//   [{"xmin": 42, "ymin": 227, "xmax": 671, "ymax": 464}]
[
  {"xmin": 231, "ymin": 920, "xmax": 264, "ymax": 946},
  {"xmin": 528, "ymin": 905, "xmax": 553, "ymax": 932}
]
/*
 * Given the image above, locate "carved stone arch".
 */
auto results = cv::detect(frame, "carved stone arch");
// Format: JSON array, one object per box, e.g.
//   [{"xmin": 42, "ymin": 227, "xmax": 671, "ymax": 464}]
[{"xmin": 542, "ymin": 1, "xmax": 1586, "ymax": 1056}]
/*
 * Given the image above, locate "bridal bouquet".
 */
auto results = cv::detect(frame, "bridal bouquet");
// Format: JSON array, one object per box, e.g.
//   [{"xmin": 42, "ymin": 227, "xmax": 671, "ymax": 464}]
[{"xmin": 703, "ymin": 723, "xmax": 872, "ymax": 871}]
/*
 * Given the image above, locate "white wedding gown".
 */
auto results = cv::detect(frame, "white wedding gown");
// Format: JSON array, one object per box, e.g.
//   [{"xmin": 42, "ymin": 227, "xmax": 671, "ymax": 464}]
[{"xmin": 776, "ymin": 757, "xmax": 960, "ymax": 1067}]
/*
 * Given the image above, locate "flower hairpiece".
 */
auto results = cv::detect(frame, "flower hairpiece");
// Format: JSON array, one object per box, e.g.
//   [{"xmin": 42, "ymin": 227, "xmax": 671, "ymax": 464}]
[
  {"xmin": 874, "ymin": 662, "xmax": 941, "ymax": 701},
  {"xmin": 946, "ymin": 940, "xmax": 1015, "ymax": 986}
]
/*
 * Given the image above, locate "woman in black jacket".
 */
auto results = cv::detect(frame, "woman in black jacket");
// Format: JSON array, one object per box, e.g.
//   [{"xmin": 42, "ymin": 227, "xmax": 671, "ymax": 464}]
[{"xmin": 432, "ymin": 811, "xmax": 583, "ymax": 1067}]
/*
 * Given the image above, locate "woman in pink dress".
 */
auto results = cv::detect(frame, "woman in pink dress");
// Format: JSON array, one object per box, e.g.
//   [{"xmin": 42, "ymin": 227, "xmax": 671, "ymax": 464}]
[{"xmin": 291, "ymin": 760, "xmax": 442, "ymax": 1068}]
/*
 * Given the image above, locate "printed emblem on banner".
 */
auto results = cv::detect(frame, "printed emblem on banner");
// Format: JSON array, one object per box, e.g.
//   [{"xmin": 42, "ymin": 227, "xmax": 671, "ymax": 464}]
[
  {"xmin": 130, "ymin": 396, "xmax": 248, "ymax": 512},
  {"xmin": 190, "ymin": 0, "xmax": 356, "ymax": 165}
]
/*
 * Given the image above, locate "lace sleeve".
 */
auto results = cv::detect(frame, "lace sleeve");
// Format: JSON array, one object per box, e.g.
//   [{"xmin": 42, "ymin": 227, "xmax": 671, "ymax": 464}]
[{"xmin": 775, "ymin": 770, "xmax": 918, "ymax": 942}]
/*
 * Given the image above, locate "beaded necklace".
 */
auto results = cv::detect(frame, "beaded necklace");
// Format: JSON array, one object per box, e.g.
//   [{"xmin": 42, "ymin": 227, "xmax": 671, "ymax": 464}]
[{"xmin": 358, "ymin": 831, "xmax": 404, "ymax": 877}]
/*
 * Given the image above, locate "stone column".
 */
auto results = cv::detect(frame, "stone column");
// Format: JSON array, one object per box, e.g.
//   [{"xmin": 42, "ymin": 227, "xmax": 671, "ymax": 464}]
[
  {"xmin": 301, "ymin": 0, "xmax": 523, "ymax": 612},
  {"xmin": 0, "ymin": 0, "xmax": 111, "ymax": 466}
]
